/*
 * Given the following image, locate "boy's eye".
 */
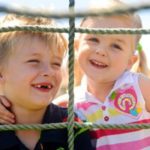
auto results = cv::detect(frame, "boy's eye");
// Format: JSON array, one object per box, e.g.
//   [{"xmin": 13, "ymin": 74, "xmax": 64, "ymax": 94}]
[
  {"xmin": 87, "ymin": 37, "xmax": 99, "ymax": 43},
  {"xmin": 52, "ymin": 62, "xmax": 61, "ymax": 68},
  {"xmin": 27, "ymin": 59, "xmax": 40, "ymax": 63},
  {"xmin": 112, "ymin": 44, "xmax": 122, "ymax": 50}
]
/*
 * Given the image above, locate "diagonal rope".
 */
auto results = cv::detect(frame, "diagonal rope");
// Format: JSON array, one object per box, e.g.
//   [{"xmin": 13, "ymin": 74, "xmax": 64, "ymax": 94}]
[
  {"xmin": 0, "ymin": 122, "xmax": 150, "ymax": 131},
  {"xmin": 75, "ymin": 28, "xmax": 150, "ymax": 34},
  {"xmin": 0, "ymin": 26, "xmax": 69, "ymax": 33},
  {"xmin": 0, "ymin": 26, "xmax": 150, "ymax": 35},
  {"xmin": 0, "ymin": 123, "xmax": 67, "ymax": 131}
]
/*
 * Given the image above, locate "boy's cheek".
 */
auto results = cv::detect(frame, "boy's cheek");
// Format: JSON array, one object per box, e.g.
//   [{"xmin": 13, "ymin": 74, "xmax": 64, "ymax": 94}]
[{"xmin": 57, "ymin": 72, "xmax": 63, "ymax": 86}]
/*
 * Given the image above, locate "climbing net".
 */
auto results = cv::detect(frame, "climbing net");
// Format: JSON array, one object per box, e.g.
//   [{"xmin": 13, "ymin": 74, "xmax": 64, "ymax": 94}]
[{"xmin": 0, "ymin": 1, "xmax": 150, "ymax": 150}]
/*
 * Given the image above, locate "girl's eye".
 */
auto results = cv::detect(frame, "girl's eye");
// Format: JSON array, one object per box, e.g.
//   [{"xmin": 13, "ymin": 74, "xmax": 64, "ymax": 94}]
[
  {"xmin": 87, "ymin": 37, "xmax": 99, "ymax": 43},
  {"xmin": 112, "ymin": 44, "xmax": 122, "ymax": 50}
]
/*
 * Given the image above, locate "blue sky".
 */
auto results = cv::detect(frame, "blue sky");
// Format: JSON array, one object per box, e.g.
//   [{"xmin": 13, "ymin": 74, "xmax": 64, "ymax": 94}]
[{"xmin": 0, "ymin": 0, "xmax": 149, "ymax": 66}]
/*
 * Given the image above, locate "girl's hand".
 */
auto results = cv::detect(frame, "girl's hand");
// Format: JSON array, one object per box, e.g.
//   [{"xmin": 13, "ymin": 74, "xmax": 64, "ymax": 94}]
[{"xmin": 0, "ymin": 96, "xmax": 15, "ymax": 124}]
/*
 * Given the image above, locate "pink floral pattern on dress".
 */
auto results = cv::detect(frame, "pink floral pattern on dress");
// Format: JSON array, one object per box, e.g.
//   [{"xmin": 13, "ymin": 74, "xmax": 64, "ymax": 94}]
[
  {"xmin": 110, "ymin": 85, "xmax": 142, "ymax": 117},
  {"xmin": 76, "ymin": 102, "xmax": 95, "ymax": 110}
]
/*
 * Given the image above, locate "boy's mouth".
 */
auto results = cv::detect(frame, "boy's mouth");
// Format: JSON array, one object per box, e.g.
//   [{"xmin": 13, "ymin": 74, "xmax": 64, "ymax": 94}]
[
  {"xmin": 32, "ymin": 83, "xmax": 53, "ymax": 91},
  {"xmin": 90, "ymin": 59, "xmax": 108, "ymax": 68}
]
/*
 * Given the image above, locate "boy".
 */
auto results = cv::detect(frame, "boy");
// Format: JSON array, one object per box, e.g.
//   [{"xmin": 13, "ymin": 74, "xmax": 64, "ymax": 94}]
[{"xmin": 0, "ymin": 14, "xmax": 92, "ymax": 150}]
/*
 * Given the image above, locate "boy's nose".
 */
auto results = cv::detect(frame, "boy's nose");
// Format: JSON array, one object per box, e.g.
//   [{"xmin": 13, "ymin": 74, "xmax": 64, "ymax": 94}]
[{"xmin": 41, "ymin": 65, "xmax": 55, "ymax": 77}]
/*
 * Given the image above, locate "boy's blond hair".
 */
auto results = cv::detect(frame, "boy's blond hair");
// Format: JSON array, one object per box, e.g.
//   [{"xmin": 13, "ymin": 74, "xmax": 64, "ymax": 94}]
[{"xmin": 0, "ymin": 14, "xmax": 67, "ymax": 66}]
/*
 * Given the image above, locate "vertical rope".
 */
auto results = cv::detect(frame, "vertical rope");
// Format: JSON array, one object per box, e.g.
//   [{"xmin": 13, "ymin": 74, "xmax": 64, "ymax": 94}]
[{"xmin": 67, "ymin": 0, "xmax": 75, "ymax": 150}]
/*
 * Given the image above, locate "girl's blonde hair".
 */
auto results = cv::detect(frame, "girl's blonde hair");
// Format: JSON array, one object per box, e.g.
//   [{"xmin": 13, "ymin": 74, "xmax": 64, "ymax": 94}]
[{"xmin": 132, "ymin": 48, "xmax": 150, "ymax": 76}]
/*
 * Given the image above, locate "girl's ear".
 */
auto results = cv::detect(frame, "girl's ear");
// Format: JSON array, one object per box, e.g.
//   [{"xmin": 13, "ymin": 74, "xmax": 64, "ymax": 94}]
[
  {"xmin": 74, "ymin": 38, "xmax": 79, "ymax": 52},
  {"xmin": 128, "ymin": 54, "xmax": 138, "ymax": 70},
  {"xmin": 132, "ymin": 54, "xmax": 138, "ymax": 65}
]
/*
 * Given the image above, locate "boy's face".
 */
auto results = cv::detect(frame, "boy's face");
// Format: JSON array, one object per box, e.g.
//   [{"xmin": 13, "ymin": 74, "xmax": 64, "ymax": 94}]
[
  {"xmin": 0, "ymin": 35, "xmax": 63, "ymax": 110},
  {"xmin": 76, "ymin": 16, "xmax": 137, "ymax": 83}
]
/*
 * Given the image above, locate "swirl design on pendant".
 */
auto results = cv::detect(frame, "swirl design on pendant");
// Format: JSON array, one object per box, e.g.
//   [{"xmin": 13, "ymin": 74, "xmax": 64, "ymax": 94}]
[
  {"xmin": 117, "ymin": 93, "xmax": 136, "ymax": 112},
  {"xmin": 110, "ymin": 85, "xmax": 140, "ymax": 117}
]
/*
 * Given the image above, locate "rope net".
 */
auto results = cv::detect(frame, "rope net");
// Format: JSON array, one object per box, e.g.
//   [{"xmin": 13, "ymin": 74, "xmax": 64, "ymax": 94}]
[{"xmin": 0, "ymin": 1, "xmax": 150, "ymax": 150}]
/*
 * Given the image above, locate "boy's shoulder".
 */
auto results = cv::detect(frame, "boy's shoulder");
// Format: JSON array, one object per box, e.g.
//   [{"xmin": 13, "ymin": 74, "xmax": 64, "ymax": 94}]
[
  {"xmin": 45, "ymin": 103, "xmax": 68, "ymax": 123},
  {"xmin": 47, "ymin": 103, "xmax": 83, "ymax": 123}
]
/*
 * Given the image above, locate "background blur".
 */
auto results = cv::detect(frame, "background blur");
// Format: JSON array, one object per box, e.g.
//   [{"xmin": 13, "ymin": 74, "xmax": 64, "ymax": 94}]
[{"xmin": 0, "ymin": 0, "xmax": 149, "ymax": 67}]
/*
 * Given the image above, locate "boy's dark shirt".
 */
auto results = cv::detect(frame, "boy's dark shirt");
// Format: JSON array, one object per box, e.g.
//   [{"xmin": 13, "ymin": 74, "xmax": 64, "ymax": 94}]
[{"xmin": 0, "ymin": 103, "xmax": 93, "ymax": 150}]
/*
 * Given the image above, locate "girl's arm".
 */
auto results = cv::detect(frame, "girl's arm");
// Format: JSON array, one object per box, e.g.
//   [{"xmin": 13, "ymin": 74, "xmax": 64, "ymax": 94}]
[
  {"xmin": 139, "ymin": 74, "xmax": 150, "ymax": 112},
  {"xmin": 0, "ymin": 94, "xmax": 69, "ymax": 124},
  {"xmin": 0, "ymin": 96, "xmax": 15, "ymax": 124}
]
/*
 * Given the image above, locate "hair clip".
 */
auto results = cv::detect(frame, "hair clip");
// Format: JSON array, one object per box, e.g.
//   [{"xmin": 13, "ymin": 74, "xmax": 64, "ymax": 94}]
[{"xmin": 137, "ymin": 43, "xmax": 142, "ymax": 53}]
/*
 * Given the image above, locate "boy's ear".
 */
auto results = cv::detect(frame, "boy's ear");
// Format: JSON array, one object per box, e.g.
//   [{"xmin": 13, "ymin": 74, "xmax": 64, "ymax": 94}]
[
  {"xmin": 127, "ymin": 54, "xmax": 138, "ymax": 69},
  {"xmin": 0, "ymin": 73, "xmax": 5, "ymax": 83}
]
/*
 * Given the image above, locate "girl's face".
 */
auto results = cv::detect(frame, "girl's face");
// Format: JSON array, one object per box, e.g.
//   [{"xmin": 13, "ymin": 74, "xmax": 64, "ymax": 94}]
[
  {"xmin": 0, "ymin": 35, "xmax": 63, "ymax": 110},
  {"xmin": 77, "ymin": 16, "xmax": 137, "ymax": 83}
]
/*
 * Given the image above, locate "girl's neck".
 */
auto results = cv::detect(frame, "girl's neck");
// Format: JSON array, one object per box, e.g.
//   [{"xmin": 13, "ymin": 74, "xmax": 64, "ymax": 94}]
[{"xmin": 87, "ymin": 79, "xmax": 115, "ymax": 102}]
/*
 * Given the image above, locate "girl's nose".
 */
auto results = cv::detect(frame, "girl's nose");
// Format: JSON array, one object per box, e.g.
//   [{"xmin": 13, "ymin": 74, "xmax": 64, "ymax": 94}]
[{"xmin": 95, "ymin": 46, "xmax": 106, "ymax": 56}]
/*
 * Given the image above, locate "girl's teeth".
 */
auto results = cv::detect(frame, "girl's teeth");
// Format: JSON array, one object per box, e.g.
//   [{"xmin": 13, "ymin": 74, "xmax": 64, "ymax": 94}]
[{"xmin": 92, "ymin": 60, "xmax": 106, "ymax": 66}]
